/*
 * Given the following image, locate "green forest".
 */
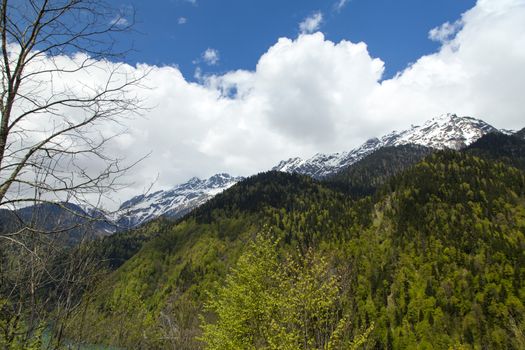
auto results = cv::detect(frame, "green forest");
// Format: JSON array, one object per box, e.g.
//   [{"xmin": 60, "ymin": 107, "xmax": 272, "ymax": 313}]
[{"xmin": 2, "ymin": 132, "xmax": 525, "ymax": 349}]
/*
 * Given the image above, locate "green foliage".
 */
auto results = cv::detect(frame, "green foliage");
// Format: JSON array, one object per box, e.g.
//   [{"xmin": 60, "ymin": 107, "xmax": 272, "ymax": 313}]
[
  {"xmin": 326, "ymin": 144, "xmax": 433, "ymax": 198},
  {"xmin": 0, "ymin": 298, "xmax": 44, "ymax": 350},
  {"xmin": 88, "ymin": 217, "xmax": 171, "ymax": 270},
  {"xmin": 67, "ymin": 217, "xmax": 259, "ymax": 349},
  {"xmin": 200, "ymin": 233, "xmax": 369, "ymax": 350},
  {"xmin": 465, "ymin": 131, "xmax": 525, "ymax": 171}
]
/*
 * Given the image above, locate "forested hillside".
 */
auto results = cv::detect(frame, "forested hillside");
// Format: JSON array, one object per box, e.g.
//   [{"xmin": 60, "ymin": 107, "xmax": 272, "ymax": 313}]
[
  {"xmin": 515, "ymin": 128, "xmax": 525, "ymax": 140},
  {"xmin": 65, "ymin": 133, "xmax": 525, "ymax": 349},
  {"xmin": 465, "ymin": 132, "xmax": 525, "ymax": 171},
  {"xmin": 326, "ymin": 144, "xmax": 433, "ymax": 197}
]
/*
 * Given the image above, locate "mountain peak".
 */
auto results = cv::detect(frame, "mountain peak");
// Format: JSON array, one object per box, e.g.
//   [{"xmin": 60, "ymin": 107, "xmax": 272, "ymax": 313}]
[
  {"xmin": 116, "ymin": 173, "xmax": 243, "ymax": 229},
  {"xmin": 388, "ymin": 113, "xmax": 497, "ymax": 150},
  {"xmin": 188, "ymin": 176, "xmax": 202, "ymax": 184},
  {"xmin": 208, "ymin": 173, "xmax": 234, "ymax": 182},
  {"xmin": 433, "ymin": 112, "xmax": 458, "ymax": 121},
  {"xmin": 273, "ymin": 114, "xmax": 499, "ymax": 178}
]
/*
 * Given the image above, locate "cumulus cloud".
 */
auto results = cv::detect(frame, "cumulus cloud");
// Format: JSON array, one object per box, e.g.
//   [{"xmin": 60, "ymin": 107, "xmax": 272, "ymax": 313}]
[
  {"xmin": 13, "ymin": 0, "xmax": 525, "ymax": 207},
  {"xmin": 202, "ymin": 48, "xmax": 220, "ymax": 65},
  {"xmin": 178, "ymin": 17, "xmax": 187, "ymax": 25},
  {"xmin": 205, "ymin": 34, "xmax": 384, "ymax": 145},
  {"xmin": 299, "ymin": 12, "xmax": 323, "ymax": 34}
]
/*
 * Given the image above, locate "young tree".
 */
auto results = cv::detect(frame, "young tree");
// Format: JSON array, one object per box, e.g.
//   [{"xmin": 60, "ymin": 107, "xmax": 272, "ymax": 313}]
[
  {"xmin": 200, "ymin": 233, "xmax": 374, "ymax": 349},
  {"xmin": 0, "ymin": 0, "xmax": 146, "ymax": 347}
]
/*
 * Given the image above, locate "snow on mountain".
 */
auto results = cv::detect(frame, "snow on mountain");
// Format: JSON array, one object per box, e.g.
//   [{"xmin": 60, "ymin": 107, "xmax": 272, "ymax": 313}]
[
  {"xmin": 116, "ymin": 173, "xmax": 243, "ymax": 229},
  {"xmin": 273, "ymin": 113, "xmax": 499, "ymax": 178},
  {"xmin": 272, "ymin": 137, "xmax": 381, "ymax": 179}
]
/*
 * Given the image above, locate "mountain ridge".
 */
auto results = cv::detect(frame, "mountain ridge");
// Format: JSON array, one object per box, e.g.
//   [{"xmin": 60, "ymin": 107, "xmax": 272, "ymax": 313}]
[
  {"xmin": 273, "ymin": 113, "xmax": 499, "ymax": 178},
  {"xmin": 115, "ymin": 173, "xmax": 244, "ymax": 229}
]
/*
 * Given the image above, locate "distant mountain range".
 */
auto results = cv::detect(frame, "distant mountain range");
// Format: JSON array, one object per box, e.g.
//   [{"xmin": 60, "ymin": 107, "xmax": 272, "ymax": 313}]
[
  {"xmin": 0, "ymin": 202, "xmax": 114, "ymax": 245},
  {"xmin": 1, "ymin": 113, "xmax": 520, "ymax": 233},
  {"xmin": 272, "ymin": 113, "xmax": 502, "ymax": 178}
]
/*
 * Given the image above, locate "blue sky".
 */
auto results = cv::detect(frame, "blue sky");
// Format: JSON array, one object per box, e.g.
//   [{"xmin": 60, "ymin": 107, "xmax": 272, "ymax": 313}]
[{"xmin": 118, "ymin": 0, "xmax": 476, "ymax": 80}]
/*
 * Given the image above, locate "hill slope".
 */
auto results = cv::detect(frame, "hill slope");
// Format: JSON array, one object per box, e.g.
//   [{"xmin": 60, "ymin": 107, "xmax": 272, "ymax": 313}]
[
  {"xmin": 0, "ymin": 203, "xmax": 114, "ymax": 245},
  {"xmin": 465, "ymin": 131, "xmax": 525, "ymax": 171},
  {"xmin": 69, "ymin": 142, "xmax": 525, "ymax": 349},
  {"xmin": 515, "ymin": 127, "xmax": 525, "ymax": 140},
  {"xmin": 325, "ymin": 144, "xmax": 434, "ymax": 197}
]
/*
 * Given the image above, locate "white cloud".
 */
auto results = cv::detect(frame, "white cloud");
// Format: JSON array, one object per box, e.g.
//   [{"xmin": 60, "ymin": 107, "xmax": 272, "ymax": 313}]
[
  {"xmin": 368, "ymin": 0, "xmax": 525, "ymax": 131},
  {"xmin": 202, "ymin": 48, "xmax": 220, "ymax": 65},
  {"xmin": 11, "ymin": 0, "xmax": 525, "ymax": 208},
  {"xmin": 334, "ymin": 0, "xmax": 350, "ymax": 12},
  {"xmin": 205, "ymin": 34, "xmax": 384, "ymax": 145},
  {"xmin": 429, "ymin": 20, "xmax": 463, "ymax": 43},
  {"xmin": 299, "ymin": 12, "xmax": 323, "ymax": 34},
  {"xmin": 178, "ymin": 17, "xmax": 187, "ymax": 25}
]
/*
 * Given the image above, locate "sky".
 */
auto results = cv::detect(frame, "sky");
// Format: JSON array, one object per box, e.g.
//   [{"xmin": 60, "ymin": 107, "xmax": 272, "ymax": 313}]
[
  {"xmin": 115, "ymin": 0, "xmax": 476, "ymax": 80},
  {"xmin": 12, "ymin": 0, "xmax": 525, "ymax": 208}
]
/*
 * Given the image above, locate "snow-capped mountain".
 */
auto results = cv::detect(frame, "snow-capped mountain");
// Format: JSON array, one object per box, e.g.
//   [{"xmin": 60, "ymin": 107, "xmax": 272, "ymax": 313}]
[
  {"xmin": 116, "ymin": 173, "xmax": 243, "ymax": 229},
  {"xmin": 273, "ymin": 114, "xmax": 499, "ymax": 178}
]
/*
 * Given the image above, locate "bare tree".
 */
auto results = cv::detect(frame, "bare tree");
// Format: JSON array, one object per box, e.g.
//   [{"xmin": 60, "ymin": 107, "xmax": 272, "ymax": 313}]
[
  {"xmin": 0, "ymin": 0, "xmax": 146, "ymax": 211},
  {"xmin": 0, "ymin": 0, "xmax": 147, "ymax": 347}
]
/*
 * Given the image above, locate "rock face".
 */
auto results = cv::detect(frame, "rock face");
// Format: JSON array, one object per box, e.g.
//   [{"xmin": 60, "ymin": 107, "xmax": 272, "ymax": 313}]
[
  {"xmin": 115, "ymin": 173, "xmax": 243, "ymax": 229},
  {"xmin": 273, "ymin": 114, "xmax": 499, "ymax": 178}
]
